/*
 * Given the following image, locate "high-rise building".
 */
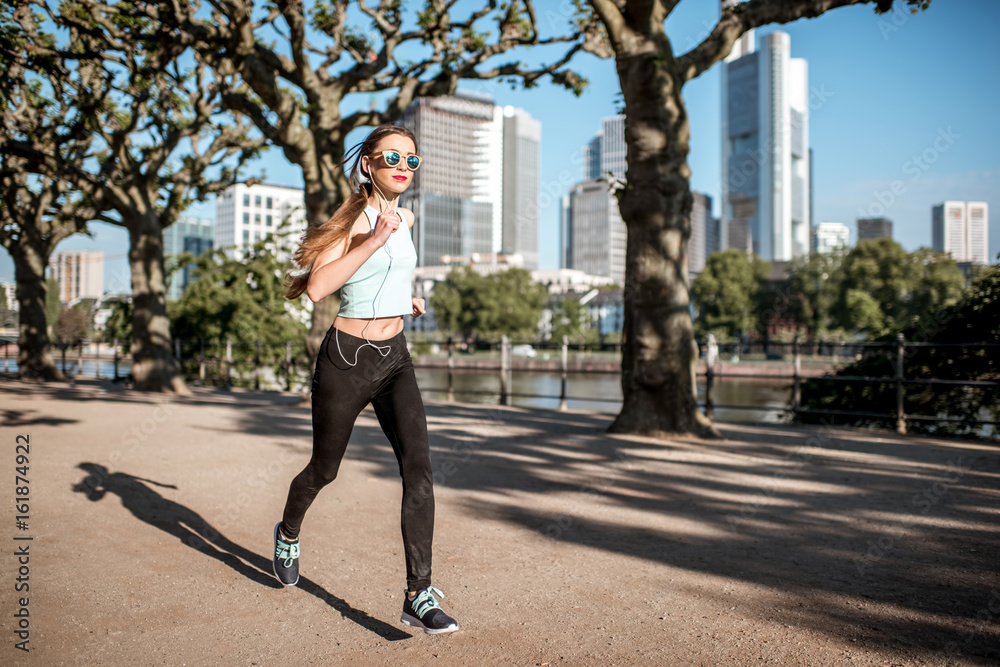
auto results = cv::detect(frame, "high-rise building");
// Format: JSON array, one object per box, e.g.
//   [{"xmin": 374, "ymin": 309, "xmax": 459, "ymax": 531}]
[
  {"xmin": 164, "ymin": 216, "xmax": 215, "ymax": 300},
  {"xmin": 932, "ymin": 201, "xmax": 989, "ymax": 264},
  {"xmin": 53, "ymin": 250, "xmax": 104, "ymax": 303},
  {"xmin": 562, "ymin": 116, "xmax": 632, "ymax": 283},
  {"xmin": 968, "ymin": 202, "xmax": 990, "ymax": 263},
  {"xmin": 215, "ymin": 183, "xmax": 306, "ymax": 259},
  {"xmin": 812, "ymin": 222, "xmax": 850, "ymax": 254},
  {"xmin": 689, "ymin": 191, "xmax": 719, "ymax": 274},
  {"xmin": 501, "ymin": 106, "xmax": 541, "ymax": 269},
  {"xmin": 706, "ymin": 207, "xmax": 721, "ymax": 267},
  {"xmin": 564, "ymin": 179, "xmax": 626, "ymax": 284},
  {"xmin": 559, "ymin": 194, "xmax": 572, "ymax": 271},
  {"xmin": 1, "ymin": 282, "xmax": 16, "ymax": 312},
  {"xmin": 721, "ymin": 29, "xmax": 810, "ymax": 261},
  {"xmin": 400, "ymin": 92, "xmax": 504, "ymax": 267},
  {"xmin": 857, "ymin": 217, "xmax": 893, "ymax": 241},
  {"xmin": 582, "ymin": 115, "xmax": 626, "ymax": 182}
]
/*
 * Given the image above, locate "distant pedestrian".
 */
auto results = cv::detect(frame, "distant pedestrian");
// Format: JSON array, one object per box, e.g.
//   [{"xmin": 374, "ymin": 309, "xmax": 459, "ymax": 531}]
[
  {"xmin": 273, "ymin": 123, "xmax": 458, "ymax": 634},
  {"xmin": 706, "ymin": 334, "xmax": 719, "ymax": 373},
  {"xmin": 704, "ymin": 334, "xmax": 719, "ymax": 419}
]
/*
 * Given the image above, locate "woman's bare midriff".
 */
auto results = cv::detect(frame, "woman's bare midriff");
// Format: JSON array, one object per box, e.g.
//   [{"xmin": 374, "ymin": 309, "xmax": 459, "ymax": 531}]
[{"xmin": 333, "ymin": 315, "xmax": 404, "ymax": 340}]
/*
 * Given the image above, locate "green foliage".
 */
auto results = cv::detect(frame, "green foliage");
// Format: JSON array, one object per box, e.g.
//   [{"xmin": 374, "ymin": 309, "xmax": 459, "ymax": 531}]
[
  {"xmin": 550, "ymin": 297, "xmax": 599, "ymax": 344},
  {"xmin": 101, "ymin": 299, "xmax": 133, "ymax": 351},
  {"xmin": 833, "ymin": 239, "xmax": 910, "ymax": 333},
  {"xmin": 905, "ymin": 248, "xmax": 966, "ymax": 324},
  {"xmin": 691, "ymin": 249, "xmax": 770, "ymax": 339},
  {"xmin": 45, "ymin": 277, "xmax": 61, "ymax": 332},
  {"xmin": 0, "ymin": 287, "xmax": 16, "ymax": 329},
  {"xmin": 430, "ymin": 267, "xmax": 547, "ymax": 341},
  {"xmin": 787, "ymin": 247, "xmax": 844, "ymax": 338},
  {"xmin": 54, "ymin": 306, "xmax": 88, "ymax": 345},
  {"xmin": 169, "ymin": 235, "xmax": 308, "ymax": 385},
  {"xmin": 785, "ymin": 240, "xmax": 965, "ymax": 339},
  {"xmin": 309, "ymin": 0, "xmax": 343, "ymax": 36},
  {"xmin": 843, "ymin": 289, "xmax": 884, "ymax": 335},
  {"xmin": 797, "ymin": 265, "xmax": 1000, "ymax": 438}
]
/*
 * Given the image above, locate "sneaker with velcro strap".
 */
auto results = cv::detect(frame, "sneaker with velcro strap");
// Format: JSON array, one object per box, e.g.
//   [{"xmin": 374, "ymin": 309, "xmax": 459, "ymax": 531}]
[
  {"xmin": 401, "ymin": 586, "xmax": 459, "ymax": 634},
  {"xmin": 272, "ymin": 522, "xmax": 300, "ymax": 587}
]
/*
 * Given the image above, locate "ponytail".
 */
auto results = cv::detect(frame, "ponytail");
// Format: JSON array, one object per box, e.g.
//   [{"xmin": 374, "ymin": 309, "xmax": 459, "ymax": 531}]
[{"xmin": 283, "ymin": 183, "xmax": 370, "ymax": 300}]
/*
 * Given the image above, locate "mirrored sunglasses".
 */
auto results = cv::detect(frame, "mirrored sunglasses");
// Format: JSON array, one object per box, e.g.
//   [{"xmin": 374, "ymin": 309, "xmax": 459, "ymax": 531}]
[{"xmin": 379, "ymin": 150, "xmax": 422, "ymax": 171}]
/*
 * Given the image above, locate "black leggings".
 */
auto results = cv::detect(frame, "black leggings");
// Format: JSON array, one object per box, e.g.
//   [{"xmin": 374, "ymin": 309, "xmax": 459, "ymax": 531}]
[{"xmin": 279, "ymin": 326, "xmax": 434, "ymax": 592}]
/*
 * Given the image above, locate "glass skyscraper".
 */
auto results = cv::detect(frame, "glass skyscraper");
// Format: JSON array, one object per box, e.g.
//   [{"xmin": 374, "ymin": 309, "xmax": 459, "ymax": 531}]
[
  {"xmin": 721, "ymin": 28, "xmax": 811, "ymax": 261},
  {"xmin": 400, "ymin": 92, "xmax": 540, "ymax": 269}
]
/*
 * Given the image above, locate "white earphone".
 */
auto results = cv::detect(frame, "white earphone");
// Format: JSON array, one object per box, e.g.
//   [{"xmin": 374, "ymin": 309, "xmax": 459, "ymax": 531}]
[{"xmin": 334, "ymin": 152, "xmax": 396, "ymax": 368}]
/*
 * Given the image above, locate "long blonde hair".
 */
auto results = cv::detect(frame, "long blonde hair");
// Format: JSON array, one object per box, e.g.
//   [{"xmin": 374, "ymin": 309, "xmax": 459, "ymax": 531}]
[{"xmin": 284, "ymin": 124, "xmax": 419, "ymax": 300}]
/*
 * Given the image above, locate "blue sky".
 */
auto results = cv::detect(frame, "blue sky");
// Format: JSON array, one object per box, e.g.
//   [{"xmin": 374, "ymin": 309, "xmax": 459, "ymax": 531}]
[{"xmin": 2, "ymin": 0, "xmax": 998, "ymax": 291}]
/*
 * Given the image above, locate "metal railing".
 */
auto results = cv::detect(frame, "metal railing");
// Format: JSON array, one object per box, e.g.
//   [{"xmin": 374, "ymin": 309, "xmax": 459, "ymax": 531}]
[
  {"xmin": 702, "ymin": 334, "xmax": 1000, "ymax": 434},
  {"xmin": 3, "ymin": 334, "xmax": 996, "ymax": 434}
]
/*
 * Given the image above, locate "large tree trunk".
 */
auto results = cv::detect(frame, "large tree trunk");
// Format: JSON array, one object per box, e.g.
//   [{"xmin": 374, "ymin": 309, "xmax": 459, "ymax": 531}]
[
  {"xmin": 10, "ymin": 243, "xmax": 64, "ymax": 381},
  {"xmin": 127, "ymin": 212, "xmax": 188, "ymax": 393},
  {"xmin": 608, "ymin": 45, "xmax": 719, "ymax": 439}
]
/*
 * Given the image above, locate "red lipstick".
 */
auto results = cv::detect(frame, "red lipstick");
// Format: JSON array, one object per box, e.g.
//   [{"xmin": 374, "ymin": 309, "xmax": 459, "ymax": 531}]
[{"xmin": 393, "ymin": 175, "xmax": 407, "ymax": 181}]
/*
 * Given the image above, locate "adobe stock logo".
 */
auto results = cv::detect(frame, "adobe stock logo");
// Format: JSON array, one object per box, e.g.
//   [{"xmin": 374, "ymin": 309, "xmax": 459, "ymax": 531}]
[{"xmin": 856, "ymin": 126, "xmax": 959, "ymax": 220}]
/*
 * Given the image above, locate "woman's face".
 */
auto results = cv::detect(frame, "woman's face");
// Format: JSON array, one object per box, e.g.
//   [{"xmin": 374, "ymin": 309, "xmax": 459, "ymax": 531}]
[{"xmin": 365, "ymin": 133, "xmax": 418, "ymax": 199}]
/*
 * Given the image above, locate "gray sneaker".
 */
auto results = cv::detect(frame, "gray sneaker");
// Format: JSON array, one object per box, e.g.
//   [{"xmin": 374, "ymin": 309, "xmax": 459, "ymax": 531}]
[{"xmin": 272, "ymin": 523, "xmax": 299, "ymax": 587}]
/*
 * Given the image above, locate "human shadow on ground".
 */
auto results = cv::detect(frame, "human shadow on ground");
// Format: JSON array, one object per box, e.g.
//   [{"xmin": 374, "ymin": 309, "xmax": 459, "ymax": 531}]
[
  {"xmin": 339, "ymin": 404, "xmax": 1000, "ymax": 664},
  {"xmin": 71, "ymin": 463, "xmax": 410, "ymax": 641},
  {"xmin": 2, "ymin": 408, "xmax": 78, "ymax": 427}
]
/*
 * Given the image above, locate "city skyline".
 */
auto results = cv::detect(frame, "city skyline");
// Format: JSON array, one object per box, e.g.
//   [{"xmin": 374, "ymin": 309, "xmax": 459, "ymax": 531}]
[{"xmin": 3, "ymin": 0, "xmax": 998, "ymax": 290}]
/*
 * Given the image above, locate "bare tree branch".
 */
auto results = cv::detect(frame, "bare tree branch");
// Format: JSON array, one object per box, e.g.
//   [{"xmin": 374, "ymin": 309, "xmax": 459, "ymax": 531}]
[{"xmin": 675, "ymin": 0, "xmax": 909, "ymax": 83}]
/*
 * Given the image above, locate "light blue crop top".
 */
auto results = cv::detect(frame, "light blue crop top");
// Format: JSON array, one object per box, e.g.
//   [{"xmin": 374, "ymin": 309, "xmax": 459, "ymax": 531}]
[{"xmin": 338, "ymin": 205, "xmax": 418, "ymax": 318}]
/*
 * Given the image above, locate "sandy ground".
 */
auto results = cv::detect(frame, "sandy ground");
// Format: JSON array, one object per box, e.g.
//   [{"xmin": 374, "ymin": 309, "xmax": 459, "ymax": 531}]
[{"xmin": 0, "ymin": 376, "xmax": 998, "ymax": 666}]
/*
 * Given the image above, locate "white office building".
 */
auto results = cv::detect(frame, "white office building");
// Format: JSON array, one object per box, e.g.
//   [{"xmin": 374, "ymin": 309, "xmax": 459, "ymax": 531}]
[
  {"xmin": 400, "ymin": 93, "xmax": 541, "ymax": 269},
  {"xmin": 53, "ymin": 250, "xmax": 104, "ymax": 303},
  {"xmin": 932, "ymin": 201, "xmax": 989, "ymax": 264},
  {"xmin": 721, "ymin": 28, "xmax": 811, "ymax": 261},
  {"xmin": 400, "ymin": 93, "xmax": 502, "ymax": 267},
  {"xmin": 215, "ymin": 183, "xmax": 306, "ymax": 260},
  {"xmin": 1, "ymin": 282, "xmax": 16, "ymax": 312},
  {"xmin": 501, "ymin": 106, "xmax": 541, "ymax": 269},
  {"xmin": 812, "ymin": 222, "xmax": 850, "ymax": 254}
]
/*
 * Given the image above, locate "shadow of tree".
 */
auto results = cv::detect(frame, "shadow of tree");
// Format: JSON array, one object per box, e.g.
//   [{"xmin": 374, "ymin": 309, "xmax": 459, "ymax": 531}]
[
  {"xmin": 15, "ymin": 375, "xmax": 999, "ymax": 659},
  {"xmin": 71, "ymin": 463, "xmax": 409, "ymax": 642},
  {"xmin": 340, "ymin": 404, "xmax": 1000, "ymax": 663}
]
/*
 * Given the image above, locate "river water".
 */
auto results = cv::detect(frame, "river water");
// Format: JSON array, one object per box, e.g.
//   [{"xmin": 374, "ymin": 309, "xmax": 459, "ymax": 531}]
[
  {"xmin": 413, "ymin": 368, "xmax": 791, "ymax": 423},
  {"xmin": 7, "ymin": 356, "xmax": 792, "ymax": 424}
]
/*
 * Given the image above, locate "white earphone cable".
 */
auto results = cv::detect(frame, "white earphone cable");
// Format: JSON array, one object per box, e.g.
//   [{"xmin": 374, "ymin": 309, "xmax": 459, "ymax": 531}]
[{"xmin": 336, "ymin": 162, "xmax": 396, "ymax": 368}]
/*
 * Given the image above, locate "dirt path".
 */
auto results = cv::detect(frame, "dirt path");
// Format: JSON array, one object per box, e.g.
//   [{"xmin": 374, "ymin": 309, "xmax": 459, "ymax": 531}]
[{"xmin": 1, "ymin": 377, "xmax": 998, "ymax": 666}]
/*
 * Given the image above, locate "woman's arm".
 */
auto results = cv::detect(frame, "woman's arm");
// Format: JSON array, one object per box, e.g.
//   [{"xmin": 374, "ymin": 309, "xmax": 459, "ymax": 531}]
[{"xmin": 305, "ymin": 210, "xmax": 401, "ymax": 302}]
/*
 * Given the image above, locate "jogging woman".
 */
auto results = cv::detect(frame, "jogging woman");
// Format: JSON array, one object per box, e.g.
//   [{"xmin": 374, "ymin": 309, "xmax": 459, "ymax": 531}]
[{"xmin": 272, "ymin": 123, "xmax": 458, "ymax": 635}]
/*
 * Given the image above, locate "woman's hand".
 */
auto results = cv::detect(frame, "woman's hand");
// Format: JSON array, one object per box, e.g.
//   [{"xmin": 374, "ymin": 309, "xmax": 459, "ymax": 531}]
[
  {"xmin": 369, "ymin": 209, "xmax": 401, "ymax": 247},
  {"xmin": 412, "ymin": 297, "xmax": 426, "ymax": 318}
]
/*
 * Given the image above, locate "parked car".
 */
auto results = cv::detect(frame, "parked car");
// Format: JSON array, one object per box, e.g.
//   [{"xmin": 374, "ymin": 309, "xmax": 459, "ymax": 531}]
[{"xmin": 511, "ymin": 344, "xmax": 537, "ymax": 358}]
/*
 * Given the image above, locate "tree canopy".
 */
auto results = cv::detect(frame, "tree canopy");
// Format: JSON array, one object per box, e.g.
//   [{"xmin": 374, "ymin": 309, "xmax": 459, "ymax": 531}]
[
  {"xmin": 798, "ymin": 264, "xmax": 1000, "ymax": 438},
  {"xmin": 170, "ymin": 239, "xmax": 309, "ymax": 352},
  {"xmin": 694, "ymin": 240, "xmax": 965, "ymax": 342},
  {"xmin": 430, "ymin": 267, "xmax": 548, "ymax": 342},
  {"xmin": 692, "ymin": 249, "xmax": 770, "ymax": 340}
]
